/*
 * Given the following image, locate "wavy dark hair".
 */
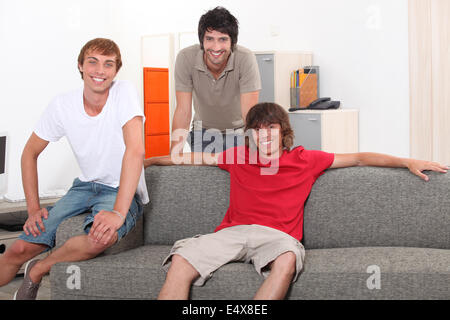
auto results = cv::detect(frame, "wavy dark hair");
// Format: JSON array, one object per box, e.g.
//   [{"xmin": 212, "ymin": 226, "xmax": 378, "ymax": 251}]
[
  {"xmin": 245, "ymin": 102, "xmax": 295, "ymax": 150},
  {"xmin": 198, "ymin": 7, "xmax": 239, "ymax": 50}
]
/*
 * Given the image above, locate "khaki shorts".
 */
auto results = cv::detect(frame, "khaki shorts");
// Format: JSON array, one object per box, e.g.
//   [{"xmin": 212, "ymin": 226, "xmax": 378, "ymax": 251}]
[{"xmin": 162, "ymin": 224, "xmax": 305, "ymax": 286}]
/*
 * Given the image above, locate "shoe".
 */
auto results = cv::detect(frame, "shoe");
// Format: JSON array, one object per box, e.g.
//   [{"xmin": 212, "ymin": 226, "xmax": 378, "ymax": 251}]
[{"xmin": 13, "ymin": 259, "xmax": 41, "ymax": 300}]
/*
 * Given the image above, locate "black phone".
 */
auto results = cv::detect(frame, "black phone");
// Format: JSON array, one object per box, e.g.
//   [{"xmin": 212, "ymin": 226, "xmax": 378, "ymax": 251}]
[{"xmin": 307, "ymin": 97, "xmax": 340, "ymax": 110}]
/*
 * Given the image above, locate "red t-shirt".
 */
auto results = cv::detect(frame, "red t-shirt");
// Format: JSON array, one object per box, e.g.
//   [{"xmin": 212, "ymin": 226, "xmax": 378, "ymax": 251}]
[{"xmin": 216, "ymin": 145, "xmax": 334, "ymax": 241}]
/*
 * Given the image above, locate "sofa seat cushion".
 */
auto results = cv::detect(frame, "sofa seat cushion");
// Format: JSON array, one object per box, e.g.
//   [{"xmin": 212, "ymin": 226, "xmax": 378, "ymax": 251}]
[
  {"xmin": 51, "ymin": 245, "xmax": 170, "ymax": 299},
  {"xmin": 50, "ymin": 244, "xmax": 264, "ymax": 300},
  {"xmin": 50, "ymin": 245, "xmax": 449, "ymax": 300},
  {"xmin": 291, "ymin": 247, "xmax": 450, "ymax": 299}
]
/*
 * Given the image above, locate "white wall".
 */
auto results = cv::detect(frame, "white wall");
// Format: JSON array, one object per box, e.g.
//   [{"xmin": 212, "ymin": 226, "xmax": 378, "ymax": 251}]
[
  {"xmin": 0, "ymin": 0, "xmax": 409, "ymax": 201},
  {"xmin": 0, "ymin": 0, "xmax": 114, "ymax": 200}
]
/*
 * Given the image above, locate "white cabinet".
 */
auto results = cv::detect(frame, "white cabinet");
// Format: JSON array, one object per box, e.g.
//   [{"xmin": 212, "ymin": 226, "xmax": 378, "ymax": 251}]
[
  {"xmin": 289, "ymin": 109, "xmax": 359, "ymax": 153},
  {"xmin": 255, "ymin": 51, "xmax": 313, "ymax": 110}
]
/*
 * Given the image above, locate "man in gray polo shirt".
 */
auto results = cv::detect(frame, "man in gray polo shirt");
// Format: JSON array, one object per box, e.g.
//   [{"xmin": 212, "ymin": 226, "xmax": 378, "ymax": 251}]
[{"xmin": 171, "ymin": 7, "xmax": 261, "ymax": 153}]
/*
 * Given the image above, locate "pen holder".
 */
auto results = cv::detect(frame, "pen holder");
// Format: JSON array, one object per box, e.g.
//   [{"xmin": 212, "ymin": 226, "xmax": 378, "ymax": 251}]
[{"xmin": 290, "ymin": 66, "xmax": 319, "ymax": 108}]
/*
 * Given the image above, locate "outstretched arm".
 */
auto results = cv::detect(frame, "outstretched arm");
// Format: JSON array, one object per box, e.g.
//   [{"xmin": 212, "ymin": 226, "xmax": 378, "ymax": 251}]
[
  {"xmin": 331, "ymin": 152, "xmax": 448, "ymax": 181},
  {"xmin": 144, "ymin": 152, "xmax": 219, "ymax": 168}
]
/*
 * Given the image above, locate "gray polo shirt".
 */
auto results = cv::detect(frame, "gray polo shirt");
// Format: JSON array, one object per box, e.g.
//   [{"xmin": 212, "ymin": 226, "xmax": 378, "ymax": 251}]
[{"xmin": 175, "ymin": 44, "xmax": 261, "ymax": 132}]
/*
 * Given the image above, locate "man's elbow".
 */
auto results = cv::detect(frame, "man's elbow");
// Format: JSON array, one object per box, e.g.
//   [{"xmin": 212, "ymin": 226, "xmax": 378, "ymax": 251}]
[
  {"xmin": 126, "ymin": 146, "xmax": 146, "ymax": 162},
  {"xmin": 21, "ymin": 146, "xmax": 39, "ymax": 164},
  {"xmin": 137, "ymin": 148, "xmax": 146, "ymax": 160},
  {"xmin": 355, "ymin": 152, "xmax": 370, "ymax": 166}
]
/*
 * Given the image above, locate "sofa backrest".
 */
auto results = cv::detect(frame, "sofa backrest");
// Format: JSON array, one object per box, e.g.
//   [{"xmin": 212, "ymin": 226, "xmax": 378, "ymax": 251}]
[
  {"xmin": 144, "ymin": 166, "xmax": 449, "ymax": 249},
  {"xmin": 303, "ymin": 166, "xmax": 449, "ymax": 249},
  {"xmin": 144, "ymin": 166, "xmax": 229, "ymax": 245}
]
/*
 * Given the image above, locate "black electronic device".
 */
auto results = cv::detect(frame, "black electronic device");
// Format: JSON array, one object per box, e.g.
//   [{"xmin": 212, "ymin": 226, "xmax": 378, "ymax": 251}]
[
  {"xmin": 307, "ymin": 97, "xmax": 340, "ymax": 110},
  {"xmin": 289, "ymin": 97, "xmax": 341, "ymax": 112},
  {"xmin": 0, "ymin": 136, "xmax": 5, "ymax": 174}
]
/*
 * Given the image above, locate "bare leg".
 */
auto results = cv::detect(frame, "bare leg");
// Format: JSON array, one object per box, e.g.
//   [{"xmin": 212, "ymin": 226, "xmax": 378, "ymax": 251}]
[
  {"xmin": 253, "ymin": 251, "xmax": 297, "ymax": 300},
  {"xmin": 0, "ymin": 240, "xmax": 48, "ymax": 286},
  {"xmin": 158, "ymin": 254, "xmax": 200, "ymax": 300},
  {"xmin": 28, "ymin": 233, "xmax": 117, "ymax": 284}
]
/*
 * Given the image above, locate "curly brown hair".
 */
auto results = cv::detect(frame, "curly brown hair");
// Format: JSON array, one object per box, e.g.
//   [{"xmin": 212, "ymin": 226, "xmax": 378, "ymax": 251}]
[
  {"xmin": 77, "ymin": 38, "xmax": 122, "ymax": 79},
  {"xmin": 244, "ymin": 102, "xmax": 294, "ymax": 150}
]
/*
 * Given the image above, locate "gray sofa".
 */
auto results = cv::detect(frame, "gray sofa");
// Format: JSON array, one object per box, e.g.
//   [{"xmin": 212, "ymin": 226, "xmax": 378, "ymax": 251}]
[{"xmin": 50, "ymin": 166, "xmax": 450, "ymax": 299}]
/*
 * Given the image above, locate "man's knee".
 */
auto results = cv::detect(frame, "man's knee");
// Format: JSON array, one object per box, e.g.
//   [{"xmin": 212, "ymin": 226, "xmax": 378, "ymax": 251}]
[
  {"xmin": 271, "ymin": 251, "xmax": 297, "ymax": 277},
  {"xmin": 169, "ymin": 254, "xmax": 200, "ymax": 281},
  {"xmin": 85, "ymin": 232, "xmax": 118, "ymax": 256},
  {"xmin": 3, "ymin": 240, "xmax": 46, "ymax": 264},
  {"xmin": 170, "ymin": 254, "xmax": 192, "ymax": 270}
]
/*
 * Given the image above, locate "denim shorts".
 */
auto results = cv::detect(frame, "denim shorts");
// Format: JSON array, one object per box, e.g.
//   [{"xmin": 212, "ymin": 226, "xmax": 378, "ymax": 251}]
[{"xmin": 19, "ymin": 178, "xmax": 143, "ymax": 251}]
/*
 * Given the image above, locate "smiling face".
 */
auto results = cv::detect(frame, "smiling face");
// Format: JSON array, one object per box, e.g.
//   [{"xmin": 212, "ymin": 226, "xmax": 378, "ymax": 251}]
[
  {"xmin": 245, "ymin": 103, "xmax": 295, "ymax": 159},
  {"xmin": 78, "ymin": 51, "xmax": 117, "ymax": 94},
  {"xmin": 252, "ymin": 123, "xmax": 283, "ymax": 159},
  {"xmin": 202, "ymin": 29, "xmax": 232, "ymax": 72}
]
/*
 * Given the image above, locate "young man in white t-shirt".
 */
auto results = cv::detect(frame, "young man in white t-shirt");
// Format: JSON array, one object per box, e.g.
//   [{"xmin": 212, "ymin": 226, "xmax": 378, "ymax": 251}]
[{"xmin": 0, "ymin": 38, "xmax": 148, "ymax": 300}]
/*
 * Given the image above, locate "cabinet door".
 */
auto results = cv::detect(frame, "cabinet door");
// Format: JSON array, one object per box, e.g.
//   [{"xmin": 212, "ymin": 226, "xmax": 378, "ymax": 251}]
[
  {"xmin": 144, "ymin": 103, "xmax": 169, "ymax": 135},
  {"xmin": 288, "ymin": 113, "xmax": 321, "ymax": 150},
  {"xmin": 144, "ymin": 68, "xmax": 169, "ymax": 103},
  {"xmin": 255, "ymin": 54, "xmax": 275, "ymax": 103},
  {"xmin": 145, "ymin": 135, "xmax": 170, "ymax": 158},
  {"xmin": 143, "ymin": 67, "xmax": 170, "ymax": 158}
]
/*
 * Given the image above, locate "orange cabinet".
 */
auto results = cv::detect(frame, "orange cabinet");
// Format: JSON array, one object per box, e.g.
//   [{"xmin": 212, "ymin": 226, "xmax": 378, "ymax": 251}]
[
  {"xmin": 145, "ymin": 103, "xmax": 169, "ymax": 135},
  {"xmin": 145, "ymin": 135, "xmax": 170, "ymax": 158},
  {"xmin": 143, "ymin": 68, "xmax": 170, "ymax": 158}
]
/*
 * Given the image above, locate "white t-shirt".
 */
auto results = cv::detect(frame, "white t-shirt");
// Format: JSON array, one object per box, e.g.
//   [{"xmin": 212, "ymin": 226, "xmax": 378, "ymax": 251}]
[{"xmin": 34, "ymin": 80, "xmax": 149, "ymax": 205}]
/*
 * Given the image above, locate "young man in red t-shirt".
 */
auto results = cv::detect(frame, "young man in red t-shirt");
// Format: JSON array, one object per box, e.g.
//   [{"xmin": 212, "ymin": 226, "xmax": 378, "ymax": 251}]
[{"xmin": 145, "ymin": 102, "xmax": 448, "ymax": 300}]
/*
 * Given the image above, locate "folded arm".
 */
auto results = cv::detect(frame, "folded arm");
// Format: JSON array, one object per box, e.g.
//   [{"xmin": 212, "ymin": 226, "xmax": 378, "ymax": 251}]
[{"xmin": 331, "ymin": 152, "xmax": 448, "ymax": 181}]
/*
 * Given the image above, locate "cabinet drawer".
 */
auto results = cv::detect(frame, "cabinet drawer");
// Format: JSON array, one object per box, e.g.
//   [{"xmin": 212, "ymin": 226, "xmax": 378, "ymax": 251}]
[
  {"xmin": 143, "ymin": 68, "xmax": 169, "ymax": 103},
  {"xmin": 145, "ymin": 134, "xmax": 170, "ymax": 158},
  {"xmin": 288, "ymin": 113, "xmax": 321, "ymax": 150},
  {"xmin": 145, "ymin": 103, "xmax": 170, "ymax": 135}
]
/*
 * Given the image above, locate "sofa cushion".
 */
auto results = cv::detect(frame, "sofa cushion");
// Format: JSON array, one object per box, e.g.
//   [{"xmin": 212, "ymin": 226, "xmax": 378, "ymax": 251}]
[
  {"xmin": 51, "ymin": 245, "xmax": 170, "ymax": 299},
  {"xmin": 50, "ymin": 245, "xmax": 450, "ymax": 300},
  {"xmin": 303, "ymin": 167, "xmax": 450, "ymax": 249},
  {"xmin": 290, "ymin": 247, "xmax": 450, "ymax": 299},
  {"xmin": 144, "ymin": 166, "xmax": 450, "ymax": 249},
  {"xmin": 144, "ymin": 166, "xmax": 230, "ymax": 245}
]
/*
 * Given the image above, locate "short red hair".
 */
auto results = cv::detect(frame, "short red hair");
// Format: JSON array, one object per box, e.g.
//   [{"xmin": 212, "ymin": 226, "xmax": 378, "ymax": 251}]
[{"xmin": 77, "ymin": 38, "xmax": 122, "ymax": 79}]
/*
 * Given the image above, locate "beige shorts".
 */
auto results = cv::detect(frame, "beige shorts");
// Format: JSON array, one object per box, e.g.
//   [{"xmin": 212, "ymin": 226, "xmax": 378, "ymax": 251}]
[{"xmin": 162, "ymin": 224, "xmax": 305, "ymax": 286}]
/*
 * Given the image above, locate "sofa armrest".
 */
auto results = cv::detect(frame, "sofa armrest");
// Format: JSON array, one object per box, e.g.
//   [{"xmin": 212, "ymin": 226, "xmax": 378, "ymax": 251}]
[{"xmin": 55, "ymin": 213, "xmax": 144, "ymax": 256}]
